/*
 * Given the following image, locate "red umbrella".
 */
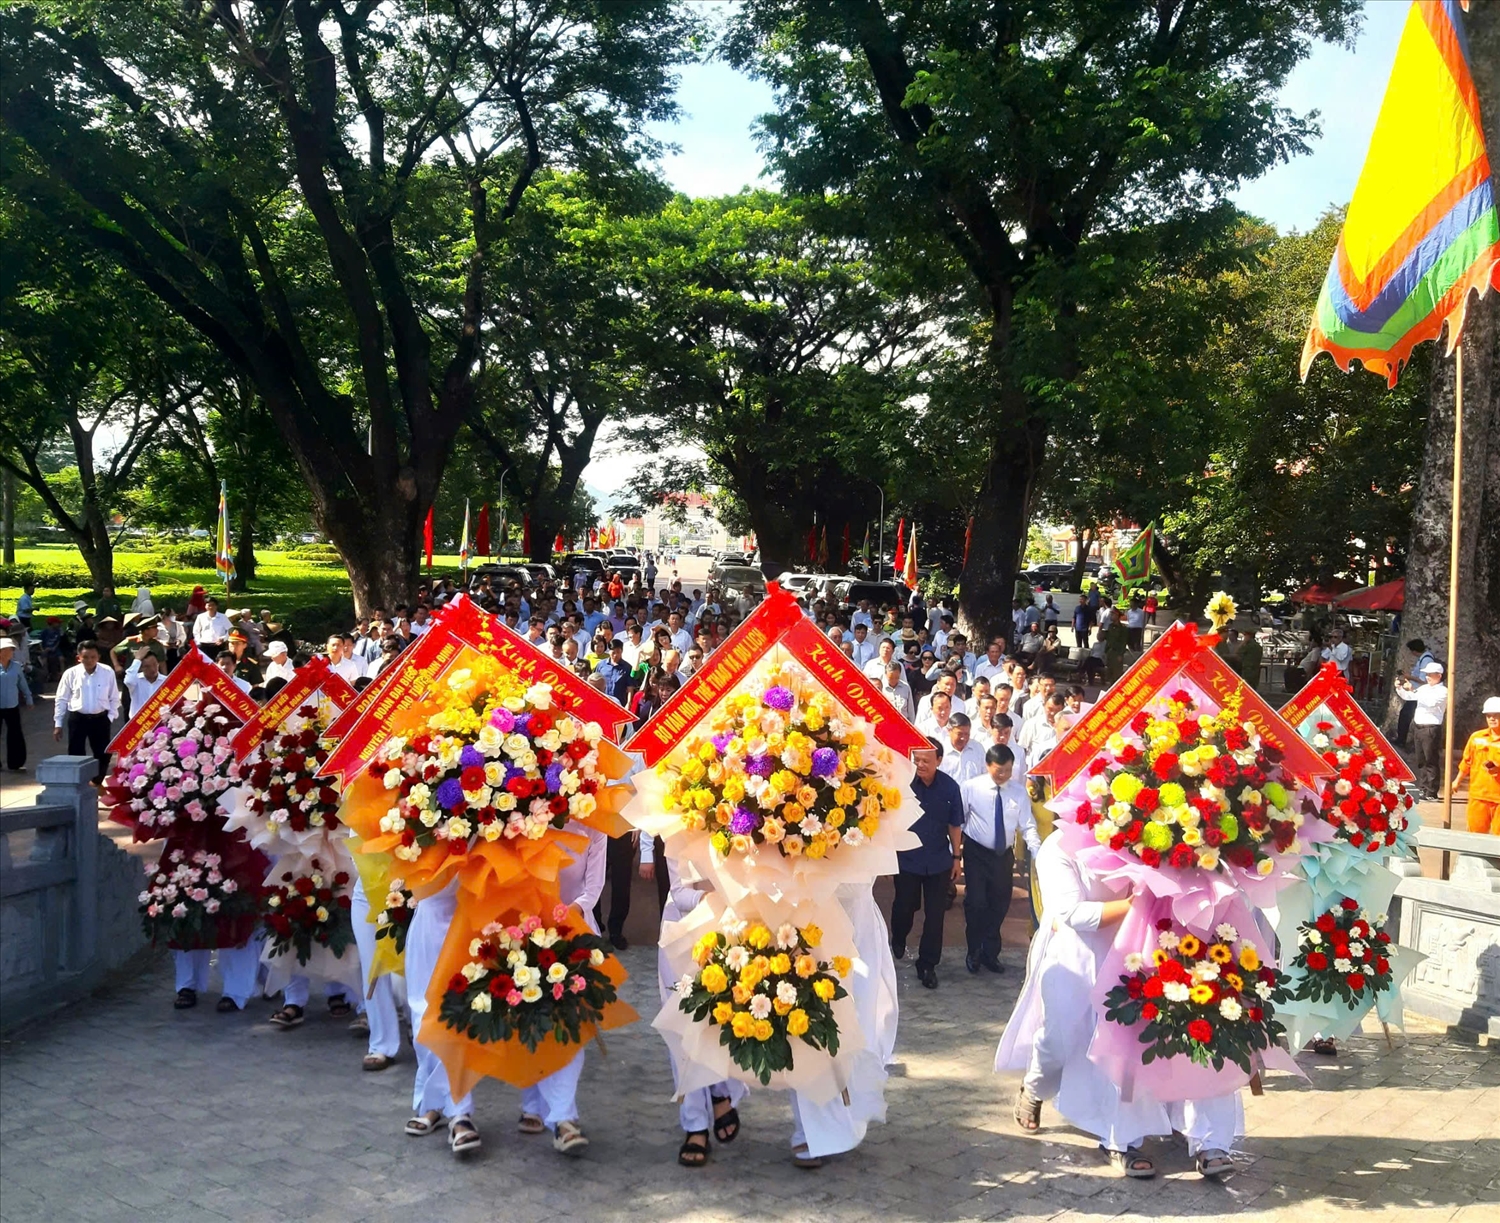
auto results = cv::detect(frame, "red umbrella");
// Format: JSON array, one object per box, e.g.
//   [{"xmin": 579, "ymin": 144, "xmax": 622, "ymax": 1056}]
[
  {"xmin": 1290, "ymin": 579, "xmax": 1360, "ymax": 604},
  {"xmin": 1337, "ymin": 577, "xmax": 1405, "ymax": 611}
]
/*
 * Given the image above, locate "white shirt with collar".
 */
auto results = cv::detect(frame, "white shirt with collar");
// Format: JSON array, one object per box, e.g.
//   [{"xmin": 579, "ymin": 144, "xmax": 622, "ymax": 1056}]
[
  {"xmin": 1398, "ymin": 681, "xmax": 1447, "ymax": 726},
  {"xmin": 959, "ymin": 773, "xmax": 1041, "ymax": 855},
  {"xmin": 972, "ymin": 657, "xmax": 1008, "ymax": 684},
  {"xmin": 331, "ymin": 655, "xmax": 368, "ymax": 683},
  {"xmin": 850, "ymin": 609, "xmax": 874, "ymax": 631},
  {"xmin": 1322, "ymin": 641, "xmax": 1353, "ymax": 675},
  {"xmin": 192, "ymin": 611, "xmax": 230, "ymax": 645},
  {"xmin": 850, "ymin": 638, "xmax": 878, "ymax": 668},
  {"xmin": 937, "ymin": 739, "xmax": 987, "ymax": 784},
  {"xmin": 877, "ymin": 680, "xmax": 914, "ymax": 721},
  {"xmin": 668, "ymin": 628, "xmax": 693, "ymax": 655},
  {"xmin": 53, "ymin": 663, "xmax": 121, "ymax": 725},
  {"xmin": 264, "ymin": 659, "xmax": 296, "ymax": 684},
  {"xmin": 124, "ymin": 670, "xmax": 166, "ymax": 716}
]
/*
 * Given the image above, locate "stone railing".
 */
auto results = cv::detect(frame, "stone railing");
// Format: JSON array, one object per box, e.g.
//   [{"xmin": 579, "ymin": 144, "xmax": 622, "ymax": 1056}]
[
  {"xmin": 0, "ymin": 756, "xmax": 152, "ymax": 1031},
  {"xmin": 1394, "ymin": 826, "xmax": 1500, "ymax": 1038}
]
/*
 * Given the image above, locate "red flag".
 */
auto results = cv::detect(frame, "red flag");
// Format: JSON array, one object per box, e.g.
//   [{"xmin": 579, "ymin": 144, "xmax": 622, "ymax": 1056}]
[
  {"xmin": 840, "ymin": 523, "xmax": 850, "ymax": 568},
  {"xmin": 475, "ymin": 503, "xmax": 491, "ymax": 558},
  {"xmin": 962, "ymin": 516, "xmax": 973, "ymax": 568},
  {"xmin": 892, "ymin": 517, "xmax": 906, "ymax": 575},
  {"xmin": 807, "ymin": 524, "xmax": 818, "ymax": 563},
  {"xmin": 818, "ymin": 526, "xmax": 829, "ymax": 566},
  {"xmin": 422, "ymin": 506, "xmax": 434, "ymax": 570},
  {"xmin": 522, "ymin": 513, "xmax": 532, "ymax": 556},
  {"xmin": 553, "ymin": 531, "xmax": 567, "ymax": 555}
]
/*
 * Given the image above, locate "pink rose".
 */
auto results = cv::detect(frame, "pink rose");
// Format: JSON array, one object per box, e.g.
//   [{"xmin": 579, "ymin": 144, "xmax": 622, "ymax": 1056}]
[
  {"xmin": 505, "ymin": 990, "xmax": 523, "ymax": 1007},
  {"xmin": 552, "ymin": 982, "xmax": 565, "ymax": 1000}
]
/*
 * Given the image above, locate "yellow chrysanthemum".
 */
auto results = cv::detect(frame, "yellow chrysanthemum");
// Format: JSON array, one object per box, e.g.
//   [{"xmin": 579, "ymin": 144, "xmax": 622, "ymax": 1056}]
[
  {"xmin": 1237, "ymin": 945, "xmax": 1260, "ymax": 972},
  {"xmin": 1189, "ymin": 984, "xmax": 1216, "ymax": 1005}
]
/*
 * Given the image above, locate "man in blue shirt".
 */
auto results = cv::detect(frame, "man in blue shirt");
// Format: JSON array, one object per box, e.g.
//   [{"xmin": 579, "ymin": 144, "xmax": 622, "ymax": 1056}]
[
  {"xmin": 890, "ymin": 737, "xmax": 964, "ymax": 989},
  {"xmin": 959, "ymin": 744, "xmax": 1042, "ymax": 974},
  {"xmin": 0, "ymin": 635, "xmax": 34, "ymax": 772},
  {"xmin": 591, "ymin": 639, "xmax": 634, "ymax": 704}
]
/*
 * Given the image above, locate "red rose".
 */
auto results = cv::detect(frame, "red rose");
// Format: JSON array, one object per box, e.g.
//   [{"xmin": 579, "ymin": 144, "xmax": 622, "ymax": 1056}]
[
  {"xmin": 1375, "ymin": 956, "xmax": 1390, "ymax": 974},
  {"xmin": 1130, "ymin": 712, "xmax": 1152, "ymax": 736},
  {"xmin": 1187, "ymin": 1018, "xmax": 1213, "ymax": 1043},
  {"xmin": 1306, "ymin": 952, "xmax": 1329, "ymax": 971},
  {"xmin": 1340, "ymin": 898, "xmax": 1359, "ymax": 911},
  {"xmin": 1247, "ymin": 1006, "xmax": 1264, "ymax": 1023},
  {"xmin": 1347, "ymin": 973, "xmax": 1366, "ymax": 991},
  {"xmin": 569, "ymin": 948, "xmax": 592, "ymax": 964},
  {"xmin": 1169, "ymin": 844, "xmax": 1195, "ymax": 869},
  {"xmin": 1152, "ymin": 752, "xmax": 1180, "ymax": 780},
  {"xmin": 1140, "ymin": 847, "xmax": 1162, "ymax": 867},
  {"xmin": 1376, "ymin": 931, "xmax": 1391, "ymax": 944},
  {"xmin": 1118, "ymin": 744, "xmax": 1140, "ymax": 764},
  {"xmin": 1089, "ymin": 758, "xmax": 1110, "ymax": 776},
  {"xmin": 1142, "ymin": 976, "xmax": 1165, "ymax": 999},
  {"xmin": 1136, "ymin": 787, "xmax": 1160, "ymax": 812},
  {"xmin": 1203, "ymin": 826, "xmax": 1224, "ymax": 848},
  {"xmin": 1125, "ymin": 821, "xmax": 1143, "ymax": 844},
  {"xmin": 448, "ymin": 973, "xmax": 469, "ymax": 994},
  {"xmin": 1140, "ymin": 1002, "xmax": 1159, "ymax": 1021}
]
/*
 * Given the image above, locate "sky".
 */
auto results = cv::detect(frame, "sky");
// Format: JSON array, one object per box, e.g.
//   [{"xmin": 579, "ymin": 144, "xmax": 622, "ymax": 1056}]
[{"xmin": 584, "ymin": 0, "xmax": 1410, "ymax": 501}]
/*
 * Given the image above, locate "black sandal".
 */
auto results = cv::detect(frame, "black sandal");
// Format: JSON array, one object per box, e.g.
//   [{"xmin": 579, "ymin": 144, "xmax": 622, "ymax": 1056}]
[
  {"xmin": 268, "ymin": 1003, "xmax": 304, "ymax": 1027},
  {"xmin": 678, "ymin": 1130, "xmax": 710, "ymax": 1167},
  {"xmin": 174, "ymin": 988, "xmax": 198, "ymax": 1010},
  {"xmin": 1309, "ymin": 1037, "xmax": 1337, "ymax": 1056},
  {"xmin": 215, "ymin": 996, "xmax": 242, "ymax": 1013},
  {"xmin": 711, "ymin": 1095, "xmax": 740, "ymax": 1144},
  {"xmin": 328, "ymin": 995, "xmax": 352, "ymax": 1018}
]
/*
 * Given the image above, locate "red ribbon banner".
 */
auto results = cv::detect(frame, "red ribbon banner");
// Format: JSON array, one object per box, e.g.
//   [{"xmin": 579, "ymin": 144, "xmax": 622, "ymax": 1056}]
[
  {"xmin": 230, "ymin": 657, "xmax": 357, "ymax": 762},
  {"xmin": 630, "ymin": 584, "xmax": 806, "ymax": 767},
  {"xmin": 779, "ymin": 618, "xmax": 930, "ymax": 756},
  {"xmin": 107, "ymin": 648, "xmax": 257, "ymax": 756},
  {"xmin": 1279, "ymin": 663, "xmax": 1413, "ymax": 782}
]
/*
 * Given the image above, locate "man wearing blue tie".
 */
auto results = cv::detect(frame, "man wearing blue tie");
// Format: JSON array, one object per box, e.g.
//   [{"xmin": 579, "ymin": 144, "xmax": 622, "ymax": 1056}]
[{"xmin": 959, "ymin": 744, "xmax": 1042, "ymax": 974}]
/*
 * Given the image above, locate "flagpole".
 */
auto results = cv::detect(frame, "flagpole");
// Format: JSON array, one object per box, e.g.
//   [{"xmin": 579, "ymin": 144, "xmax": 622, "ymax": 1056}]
[{"xmin": 1441, "ymin": 341, "xmax": 1462, "ymax": 830}]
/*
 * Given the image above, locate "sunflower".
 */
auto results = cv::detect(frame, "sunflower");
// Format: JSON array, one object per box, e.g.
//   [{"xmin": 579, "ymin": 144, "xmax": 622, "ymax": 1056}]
[
  {"xmin": 1208, "ymin": 943, "xmax": 1233, "ymax": 964},
  {"xmin": 1189, "ymin": 983, "xmax": 1216, "ymax": 1005}
]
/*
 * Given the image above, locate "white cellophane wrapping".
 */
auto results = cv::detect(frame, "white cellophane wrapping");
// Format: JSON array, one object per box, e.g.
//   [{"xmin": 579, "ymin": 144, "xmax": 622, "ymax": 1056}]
[{"xmin": 653, "ymin": 890, "xmax": 865, "ymax": 1104}]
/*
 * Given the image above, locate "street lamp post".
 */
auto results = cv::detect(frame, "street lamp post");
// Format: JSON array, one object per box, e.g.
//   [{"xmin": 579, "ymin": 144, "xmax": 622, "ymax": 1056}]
[
  {"xmin": 496, "ymin": 467, "xmax": 511, "ymax": 558},
  {"xmin": 865, "ymin": 478, "xmax": 885, "ymax": 581}
]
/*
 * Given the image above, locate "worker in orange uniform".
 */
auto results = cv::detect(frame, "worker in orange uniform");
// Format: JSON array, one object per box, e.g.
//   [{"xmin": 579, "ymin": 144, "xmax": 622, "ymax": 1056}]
[{"xmin": 1451, "ymin": 697, "xmax": 1500, "ymax": 834}]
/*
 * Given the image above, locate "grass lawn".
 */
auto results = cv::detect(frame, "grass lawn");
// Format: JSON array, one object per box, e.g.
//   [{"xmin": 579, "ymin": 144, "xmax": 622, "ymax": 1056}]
[{"xmin": 0, "ymin": 544, "xmax": 477, "ymax": 640}]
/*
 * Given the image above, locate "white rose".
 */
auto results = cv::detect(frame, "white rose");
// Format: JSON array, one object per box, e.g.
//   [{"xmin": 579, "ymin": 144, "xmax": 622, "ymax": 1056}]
[
  {"xmin": 383, "ymin": 768, "xmax": 403, "ymax": 790},
  {"xmin": 547, "ymin": 962, "xmax": 568, "ymax": 983},
  {"xmin": 470, "ymin": 992, "xmax": 492, "ymax": 1012}
]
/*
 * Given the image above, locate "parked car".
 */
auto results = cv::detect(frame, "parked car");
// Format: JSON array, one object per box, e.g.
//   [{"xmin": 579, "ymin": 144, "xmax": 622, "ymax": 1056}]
[
  {"xmin": 774, "ymin": 571, "xmax": 824, "ymax": 596},
  {"xmin": 711, "ymin": 563, "xmax": 767, "ymax": 601},
  {"xmin": 828, "ymin": 579, "xmax": 907, "ymax": 611},
  {"xmin": 519, "ymin": 563, "xmax": 557, "ymax": 584},
  {"xmin": 561, "ymin": 553, "xmax": 606, "ymax": 584},
  {"xmin": 470, "ymin": 563, "xmax": 532, "ymax": 591}
]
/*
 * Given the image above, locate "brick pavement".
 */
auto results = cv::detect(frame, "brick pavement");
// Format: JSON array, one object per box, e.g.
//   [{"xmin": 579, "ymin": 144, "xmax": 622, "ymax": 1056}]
[{"xmin": 2, "ymin": 940, "xmax": 1495, "ymax": 1223}]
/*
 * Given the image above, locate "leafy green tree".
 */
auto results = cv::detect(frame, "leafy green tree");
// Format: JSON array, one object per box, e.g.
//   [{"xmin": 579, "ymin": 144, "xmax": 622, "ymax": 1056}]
[
  {"xmin": 726, "ymin": 0, "xmax": 1360, "ymax": 637},
  {"xmin": 617, "ymin": 190, "xmax": 935, "ymax": 569},
  {"xmin": 2, "ymin": 1, "xmax": 695, "ymax": 612}
]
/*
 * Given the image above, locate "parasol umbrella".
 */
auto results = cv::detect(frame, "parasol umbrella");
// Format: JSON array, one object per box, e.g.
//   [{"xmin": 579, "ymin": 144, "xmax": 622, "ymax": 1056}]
[
  {"xmin": 1337, "ymin": 578, "xmax": 1405, "ymax": 612},
  {"xmin": 1290, "ymin": 579, "xmax": 1360, "ymax": 604}
]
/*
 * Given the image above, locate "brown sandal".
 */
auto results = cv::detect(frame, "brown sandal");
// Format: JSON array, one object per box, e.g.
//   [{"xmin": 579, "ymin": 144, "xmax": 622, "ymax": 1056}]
[
  {"xmin": 1014, "ymin": 1085, "xmax": 1042, "ymax": 1131},
  {"xmin": 361, "ymin": 1053, "xmax": 394, "ymax": 1071}
]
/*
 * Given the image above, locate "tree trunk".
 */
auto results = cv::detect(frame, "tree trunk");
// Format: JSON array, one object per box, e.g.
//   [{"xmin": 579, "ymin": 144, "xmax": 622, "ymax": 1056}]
[
  {"xmin": 312, "ymin": 477, "xmax": 423, "ymax": 617},
  {"xmin": 1389, "ymin": 3, "xmax": 1500, "ymax": 747},
  {"xmin": 957, "ymin": 419, "xmax": 1045, "ymax": 645},
  {"xmin": 80, "ymin": 504, "xmax": 114, "ymax": 593},
  {"xmin": 1, "ymin": 466, "xmax": 14, "ymax": 564},
  {"xmin": 234, "ymin": 497, "xmax": 257, "ymax": 586},
  {"xmin": 1070, "ymin": 524, "xmax": 1093, "ymax": 588}
]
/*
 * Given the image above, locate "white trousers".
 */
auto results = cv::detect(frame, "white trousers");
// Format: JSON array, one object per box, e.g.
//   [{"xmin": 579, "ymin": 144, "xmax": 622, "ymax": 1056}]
[
  {"xmin": 283, "ymin": 976, "xmax": 351, "ymax": 1009},
  {"xmin": 679, "ymin": 1080, "xmax": 746, "ymax": 1134},
  {"xmin": 218, "ymin": 935, "xmax": 265, "ymax": 1007},
  {"xmin": 1170, "ymin": 1095, "xmax": 1244, "ymax": 1155},
  {"xmin": 520, "ymin": 1050, "xmax": 585, "ymax": 1130},
  {"xmin": 174, "ymin": 949, "xmax": 212, "ymax": 993},
  {"xmin": 407, "ymin": 883, "xmax": 473, "ymax": 1118},
  {"xmin": 351, "ymin": 875, "xmax": 402, "ymax": 1058}
]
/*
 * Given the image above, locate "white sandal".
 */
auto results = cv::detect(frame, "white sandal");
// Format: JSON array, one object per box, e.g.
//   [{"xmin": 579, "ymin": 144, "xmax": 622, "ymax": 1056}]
[
  {"xmin": 404, "ymin": 1109, "xmax": 443, "ymax": 1136},
  {"xmin": 448, "ymin": 1114, "xmax": 482, "ymax": 1154},
  {"xmin": 553, "ymin": 1119, "xmax": 589, "ymax": 1155}
]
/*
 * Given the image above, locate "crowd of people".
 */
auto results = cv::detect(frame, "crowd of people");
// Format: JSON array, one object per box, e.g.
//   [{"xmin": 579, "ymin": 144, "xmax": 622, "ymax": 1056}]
[{"xmin": 3, "ymin": 549, "xmax": 1498, "ymax": 1180}]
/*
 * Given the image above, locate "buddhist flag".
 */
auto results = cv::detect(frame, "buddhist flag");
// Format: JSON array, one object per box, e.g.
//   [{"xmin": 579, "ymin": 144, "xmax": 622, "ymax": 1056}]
[
  {"xmin": 963, "ymin": 516, "xmax": 973, "ymax": 568},
  {"xmin": 902, "ymin": 523, "xmax": 918, "ymax": 591},
  {"xmin": 862, "ymin": 523, "xmax": 870, "ymax": 562},
  {"xmin": 475, "ymin": 503, "xmax": 491, "ymax": 558},
  {"xmin": 1302, "ymin": 1, "xmax": 1500, "ymax": 386},
  {"xmin": 458, "ymin": 498, "xmax": 471, "ymax": 571},
  {"xmin": 1114, "ymin": 522, "xmax": 1155, "ymax": 587},
  {"xmin": 423, "ymin": 506, "xmax": 434, "ymax": 570},
  {"xmin": 892, "ymin": 518, "xmax": 906, "ymax": 575},
  {"xmin": 213, "ymin": 481, "xmax": 235, "ymax": 588}
]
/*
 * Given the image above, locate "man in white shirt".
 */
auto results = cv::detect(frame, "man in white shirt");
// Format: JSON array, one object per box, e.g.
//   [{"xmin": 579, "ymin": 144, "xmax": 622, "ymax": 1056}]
[
  {"xmin": 915, "ymin": 672, "xmax": 967, "ymax": 722},
  {"xmin": 1398, "ymin": 660, "xmax": 1448, "ymax": 793},
  {"xmin": 53, "ymin": 641, "xmax": 121, "ymax": 778},
  {"xmin": 863, "ymin": 637, "xmax": 898, "ymax": 682},
  {"xmin": 1019, "ymin": 693, "xmax": 1064, "ymax": 756},
  {"xmin": 192, "ymin": 596, "xmax": 231, "ymax": 649},
  {"xmin": 216, "ymin": 650, "xmax": 254, "ymax": 694},
  {"xmin": 937, "ymin": 715, "xmax": 987, "ymax": 784},
  {"xmin": 666, "ymin": 611, "xmax": 693, "ymax": 656},
  {"xmin": 877, "ymin": 663, "xmax": 915, "ymax": 722},
  {"xmin": 850, "ymin": 599, "xmax": 875, "ymax": 632},
  {"xmin": 327, "ymin": 635, "xmax": 368, "ymax": 684},
  {"xmin": 959, "ymin": 744, "xmax": 1041, "ymax": 973},
  {"xmin": 123, "ymin": 649, "xmax": 166, "ymax": 717},
  {"xmin": 263, "ymin": 640, "xmax": 296, "ymax": 684},
  {"xmin": 916, "ymin": 690, "xmax": 956, "ymax": 739},
  {"xmin": 409, "ymin": 606, "xmax": 432, "ymax": 636},
  {"xmin": 848, "ymin": 623, "xmax": 878, "ymax": 668},
  {"xmin": 1321, "ymin": 626, "xmax": 1354, "ymax": 677}
]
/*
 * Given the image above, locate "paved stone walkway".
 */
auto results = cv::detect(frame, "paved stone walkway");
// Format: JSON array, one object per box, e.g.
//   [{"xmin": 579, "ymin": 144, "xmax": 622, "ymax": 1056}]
[{"xmin": 2, "ymin": 941, "xmax": 1495, "ymax": 1223}]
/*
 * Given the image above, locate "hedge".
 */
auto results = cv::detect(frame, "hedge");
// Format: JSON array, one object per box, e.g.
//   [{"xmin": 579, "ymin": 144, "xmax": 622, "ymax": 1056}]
[
  {"xmin": 0, "ymin": 561, "xmax": 160, "ymax": 591},
  {"xmin": 156, "ymin": 542, "xmax": 219, "ymax": 568},
  {"xmin": 282, "ymin": 543, "xmax": 343, "ymax": 565}
]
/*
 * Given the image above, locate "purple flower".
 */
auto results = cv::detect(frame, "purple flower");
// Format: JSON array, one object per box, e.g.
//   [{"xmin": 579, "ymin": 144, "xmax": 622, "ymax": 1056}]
[
  {"xmin": 544, "ymin": 762, "xmax": 564, "ymax": 792},
  {"xmin": 711, "ymin": 733, "xmax": 733, "ymax": 754},
  {"xmin": 761, "ymin": 686, "xmax": 795, "ymax": 712},
  {"xmin": 512, "ymin": 714, "xmax": 531, "ymax": 736},
  {"xmin": 504, "ymin": 763, "xmax": 525, "ymax": 783},
  {"xmin": 489, "ymin": 708, "xmax": 516, "ymax": 733},
  {"xmin": 729, "ymin": 807, "xmax": 761, "ymax": 836},
  {"xmin": 176, "ymin": 739, "xmax": 198, "ymax": 759},
  {"xmin": 459, "ymin": 745, "xmax": 485, "ymax": 770},
  {"xmin": 745, "ymin": 754, "xmax": 774, "ymax": 778},
  {"xmin": 434, "ymin": 778, "xmax": 464, "ymax": 810},
  {"xmin": 811, "ymin": 747, "xmax": 840, "ymax": 778}
]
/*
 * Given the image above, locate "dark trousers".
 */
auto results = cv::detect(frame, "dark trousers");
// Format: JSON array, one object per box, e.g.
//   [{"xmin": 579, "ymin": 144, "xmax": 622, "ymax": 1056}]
[
  {"xmin": 651, "ymin": 835, "xmax": 669, "ymax": 913},
  {"xmin": 1413, "ymin": 723, "xmax": 1443, "ymax": 793},
  {"xmin": 890, "ymin": 869, "xmax": 950, "ymax": 971},
  {"xmin": 1395, "ymin": 698, "xmax": 1416, "ymax": 748},
  {"xmin": 598, "ymin": 833, "xmax": 637, "ymax": 937},
  {"xmin": 962, "ymin": 836, "xmax": 1014, "ymax": 962},
  {"xmin": 66, "ymin": 711, "xmax": 111, "ymax": 779},
  {"xmin": 0, "ymin": 705, "xmax": 25, "ymax": 769},
  {"xmin": 1074, "ymin": 625, "xmax": 1089, "ymax": 649}
]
